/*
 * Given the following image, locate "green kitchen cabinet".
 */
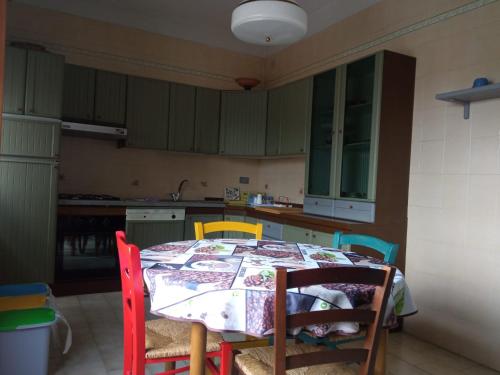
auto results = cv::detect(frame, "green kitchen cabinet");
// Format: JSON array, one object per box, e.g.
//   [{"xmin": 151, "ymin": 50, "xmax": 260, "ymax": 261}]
[
  {"xmin": 184, "ymin": 214, "xmax": 224, "ymax": 240},
  {"xmin": 335, "ymin": 55, "xmax": 378, "ymax": 201},
  {"xmin": 266, "ymin": 78, "xmax": 312, "ymax": 156},
  {"xmin": 280, "ymin": 78, "xmax": 312, "ymax": 155},
  {"xmin": 126, "ymin": 76, "xmax": 170, "ymax": 150},
  {"xmin": 265, "ymin": 87, "xmax": 281, "ymax": 156},
  {"xmin": 220, "ymin": 90, "xmax": 267, "ymax": 156},
  {"xmin": 94, "ymin": 70, "xmax": 127, "ymax": 126},
  {"xmin": 1, "ymin": 116, "xmax": 60, "ymax": 158},
  {"xmin": 125, "ymin": 221, "xmax": 185, "ymax": 250},
  {"xmin": 283, "ymin": 225, "xmax": 331, "ymax": 246},
  {"xmin": 25, "ymin": 50, "xmax": 64, "ymax": 118},
  {"xmin": 62, "ymin": 64, "xmax": 96, "ymax": 122},
  {"xmin": 282, "ymin": 225, "xmax": 311, "ymax": 244},
  {"xmin": 305, "ymin": 69, "xmax": 338, "ymax": 197},
  {"xmin": 223, "ymin": 214, "xmax": 247, "ymax": 239},
  {"xmin": 168, "ymin": 83, "xmax": 196, "ymax": 152},
  {"xmin": 194, "ymin": 87, "xmax": 220, "ymax": 154},
  {"xmin": 3, "ymin": 46, "xmax": 27, "ymax": 115},
  {"xmin": 311, "ymin": 230, "xmax": 332, "ymax": 247},
  {"xmin": 0, "ymin": 157, "xmax": 58, "ymax": 283}
]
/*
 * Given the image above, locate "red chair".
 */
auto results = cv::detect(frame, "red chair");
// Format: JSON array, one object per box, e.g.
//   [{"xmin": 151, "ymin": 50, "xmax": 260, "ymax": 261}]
[{"xmin": 116, "ymin": 231, "xmax": 232, "ymax": 375}]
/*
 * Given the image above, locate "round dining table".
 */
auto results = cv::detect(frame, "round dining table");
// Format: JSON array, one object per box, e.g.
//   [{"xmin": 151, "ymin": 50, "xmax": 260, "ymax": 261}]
[{"xmin": 141, "ymin": 238, "xmax": 417, "ymax": 375}]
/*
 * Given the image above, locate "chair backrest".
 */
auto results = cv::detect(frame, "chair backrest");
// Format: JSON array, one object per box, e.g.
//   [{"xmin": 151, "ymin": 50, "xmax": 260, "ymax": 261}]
[
  {"xmin": 332, "ymin": 232, "xmax": 399, "ymax": 265},
  {"xmin": 194, "ymin": 221, "xmax": 263, "ymax": 240},
  {"xmin": 116, "ymin": 231, "xmax": 146, "ymax": 375},
  {"xmin": 273, "ymin": 266, "xmax": 396, "ymax": 375}
]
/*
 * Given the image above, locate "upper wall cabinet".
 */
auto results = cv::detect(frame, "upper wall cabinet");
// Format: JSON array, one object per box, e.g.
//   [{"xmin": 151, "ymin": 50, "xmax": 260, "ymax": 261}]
[
  {"xmin": 194, "ymin": 87, "xmax": 220, "ymax": 154},
  {"xmin": 126, "ymin": 76, "xmax": 170, "ymax": 150},
  {"xmin": 220, "ymin": 90, "xmax": 267, "ymax": 156},
  {"xmin": 3, "ymin": 47, "xmax": 27, "ymax": 115},
  {"xmin": 94, "ymin": 70, "xmax": 127, "ymax": 126},
  {"xmin": 266, "ymin": 78, "xmax": 312, "ymax": 156},
  {"xmin": 168, "ymin": 83, "xmax": 196, "ymax": 152},
  {"xmin": 62, "ymin": 64, "xmax": 96, "ymax": 122},
  {"xmin": 304, "ymin": 51, "xmax": 416, "ymax": 223},
  {"xmin": 3, "ymin": 46, "xmax": 64, "ymax": 118}
]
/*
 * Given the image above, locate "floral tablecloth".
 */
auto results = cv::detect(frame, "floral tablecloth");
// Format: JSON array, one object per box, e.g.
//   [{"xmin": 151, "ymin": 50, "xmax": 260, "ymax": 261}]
[{"xmin": 141, "ymin": 239, "xmax": 417, "ymax": 337}]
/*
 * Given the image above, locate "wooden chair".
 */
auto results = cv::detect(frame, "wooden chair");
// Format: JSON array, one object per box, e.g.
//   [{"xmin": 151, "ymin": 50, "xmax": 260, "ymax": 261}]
[
  {"xmin": 115, "ymin": 231, "xmax": 232, "ymax": 375},
  {"xmin": 234, "ymin": 265, "xmax": 396, "ymax": 375},
  {"xmin": 333, "ymin": 232, "xmax": 399, "ymax": 265},
  {"xmin": 194, "ymin": 221, "xmax": 263, "ymax": 240}
]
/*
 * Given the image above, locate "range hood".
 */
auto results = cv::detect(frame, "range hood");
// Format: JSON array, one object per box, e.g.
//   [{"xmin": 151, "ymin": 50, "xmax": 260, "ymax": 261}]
[{"xmin": 61, "ymin": 121, "xmax": 127, "ymax": 140}]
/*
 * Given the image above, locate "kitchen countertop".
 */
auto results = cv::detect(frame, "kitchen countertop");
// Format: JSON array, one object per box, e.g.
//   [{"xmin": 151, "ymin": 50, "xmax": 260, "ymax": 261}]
[{"xmin": 58, "ymin": 199, "xmax": 226, "ymax": 208}]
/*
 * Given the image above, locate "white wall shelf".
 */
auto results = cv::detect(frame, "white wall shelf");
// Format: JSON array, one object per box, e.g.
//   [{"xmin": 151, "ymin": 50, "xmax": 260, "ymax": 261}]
[{"xmin": 436, "ymin": 82, "xmax": 500, "ymax": 119}]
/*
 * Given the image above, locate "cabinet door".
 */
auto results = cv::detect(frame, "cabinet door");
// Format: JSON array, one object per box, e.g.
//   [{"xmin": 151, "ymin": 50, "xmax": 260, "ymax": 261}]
[
  {"xmin": 125, "ymin": 221, "xmax": 184, "ymax": 250},
  {"xmin": 223, "ymin": 214, "xmax": 246, "ymax": 239},
  {"xmin": 127, "ymin": 76, "xmax": 169, "ymax": 149},
  {"xmin": 3, "ymin": 47, "xmax": 27, "ymax": 114},
  {"xmin": 25, "ymin": 50, "xmax": 64, "ymax": 118},
  {"xmin": 336, "ymin": 55, "xmax": 378, "ymax": 201},
  {"xmin": 220, "ymin": 91, "xmax": 267, "ymax": 156},
  {"xmin": 280, "ymin": 78, "xmax": 312, "ymax": 155},
  {"xmin": 282, "ymin": 225, "xmax": 311, "ymax": 244},
  {"xmin": 62, "ymin": 64, "xmax": 96, "ymax": 122},
  {"xmin": 1, "ymin": 117, "xmax": 60, "ymax": 158},
  {"xmin": 0, "ymin": 158, "xmax": 57, "ymax": 283},
  {"xmin": 306, "ymin": 69, "xmax": 337, "ymax": 197},
  {"xmin": 265, "ymin": 87, "xmax": 282, "ymax": 156},
  {"xmin": 311, "ymin": 231, "xmax": 332, "ymax": 247},
  {"xmin": 184, "ymin": 214, "xmax": 224, "ymax": 240},
  {"xmin": 194, "ymin": 87, "xmax": 220, "ymax": 154},
  {"xmin": 94, "ymin": 70, "xmax": 127, "ymax": 126},
  {"xmin": 168, "ymin": 83, "xmax": 196, "ymax": 152}
]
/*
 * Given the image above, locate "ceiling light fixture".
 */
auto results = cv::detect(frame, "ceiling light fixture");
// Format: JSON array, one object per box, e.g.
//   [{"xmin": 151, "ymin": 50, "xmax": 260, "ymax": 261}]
[{"xmin": 231, "ymin": 0, "xmax": 308, "ymax": 46}]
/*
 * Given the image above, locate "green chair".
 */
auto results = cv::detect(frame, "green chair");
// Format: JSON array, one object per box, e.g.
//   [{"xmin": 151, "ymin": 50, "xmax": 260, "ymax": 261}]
[{"xmin": 332, "ymin": 231, "xmax": 399, "ymax": 265}]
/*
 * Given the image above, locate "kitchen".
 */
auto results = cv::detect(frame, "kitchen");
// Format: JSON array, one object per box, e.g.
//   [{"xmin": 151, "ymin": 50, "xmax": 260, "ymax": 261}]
[{"xmin": 1, "ymin": 1, "xmax": 500, "ymax": 375}]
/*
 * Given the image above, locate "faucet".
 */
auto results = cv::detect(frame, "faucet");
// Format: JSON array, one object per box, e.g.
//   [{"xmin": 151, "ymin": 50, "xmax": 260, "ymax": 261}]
[{"xmin": 170, "ymin": 179, "xmax": 188, "ymax": 201}]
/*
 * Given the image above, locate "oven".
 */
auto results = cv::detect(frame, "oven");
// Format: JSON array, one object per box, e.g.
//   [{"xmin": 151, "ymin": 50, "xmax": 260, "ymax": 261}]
[{"xmin": 56, "ymin": 195, "xmax": 126, "ymax": 281}]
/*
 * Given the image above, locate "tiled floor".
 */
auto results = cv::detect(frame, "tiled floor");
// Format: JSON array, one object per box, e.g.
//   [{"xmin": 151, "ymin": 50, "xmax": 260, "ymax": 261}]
[{"xmin": 49, "ymin": 292, "xmax": 499, "ymax": 375}]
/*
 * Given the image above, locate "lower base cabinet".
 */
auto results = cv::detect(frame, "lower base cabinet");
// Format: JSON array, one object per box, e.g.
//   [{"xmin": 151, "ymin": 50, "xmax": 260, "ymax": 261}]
[
  {"xmin": 283, "ymin": 225, "xmax": 332, "ymax": 247},
  {"xmin": 0, "ymin": 157, "xmax": 57, "ymax": 283},
  {"xmin": 125, "ymin": 221, "xmax": 184, "ymax": 249},
  {"xmin": 224, "ymin": 214, "xmax": 248, "ymax": 239},
  {"xmin": 184, "ymin": 214, "xmax": 224, "ymax": 240}
]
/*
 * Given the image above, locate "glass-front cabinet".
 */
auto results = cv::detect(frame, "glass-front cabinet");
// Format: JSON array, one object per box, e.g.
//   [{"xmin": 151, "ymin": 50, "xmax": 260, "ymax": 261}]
[
  {"xmin": 304, "ymin": 52, "xmax": 383, "ymax": 222},
  {"xmin": 307, "ymin": 69, "xmax": 337, "ymax": 197}
]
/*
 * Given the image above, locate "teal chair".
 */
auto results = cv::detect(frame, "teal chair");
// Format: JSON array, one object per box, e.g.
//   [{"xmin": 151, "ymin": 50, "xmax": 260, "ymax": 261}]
[
  {"xmin": 296, "ymin": 232, "xmax": 399, "ymax": 349},
  {"xmin": 332, "ymin": 231, "xmax": 399, "ymax": 265}
]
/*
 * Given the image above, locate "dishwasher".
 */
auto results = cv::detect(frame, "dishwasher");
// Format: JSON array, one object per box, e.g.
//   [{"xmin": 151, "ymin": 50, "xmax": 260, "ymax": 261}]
[{"xmin": 125, "ymin": 208, "xmax": 185, "ymax": 249}]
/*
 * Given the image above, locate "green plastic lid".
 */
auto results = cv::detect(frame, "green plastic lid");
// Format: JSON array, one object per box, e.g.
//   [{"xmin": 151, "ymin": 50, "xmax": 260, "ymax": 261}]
[{"xmin": 0, "ymin": 307, "xmax": 56, "ymax": 331}]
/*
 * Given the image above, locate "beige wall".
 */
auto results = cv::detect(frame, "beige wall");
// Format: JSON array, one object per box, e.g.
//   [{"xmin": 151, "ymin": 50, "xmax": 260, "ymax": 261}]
[{"xmin": 264, "ymin": 0, "xmax": 500, "ymax": 370}]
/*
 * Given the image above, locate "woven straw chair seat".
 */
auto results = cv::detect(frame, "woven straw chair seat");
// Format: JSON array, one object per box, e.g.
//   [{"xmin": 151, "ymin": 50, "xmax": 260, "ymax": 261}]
[
  {"xmin": 235, "ymin": 344, "xmax": 359, "ymax": 375},
  {"xmin": 145, "ymin": 318, "xmax": 224, "ymax": 359}
]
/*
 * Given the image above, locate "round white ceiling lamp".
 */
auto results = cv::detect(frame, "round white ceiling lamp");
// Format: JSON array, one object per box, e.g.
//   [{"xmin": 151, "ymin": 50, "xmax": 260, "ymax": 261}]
[{"xmin": 231, "ymin": 0, "xmax": 308, "ymax": 46}]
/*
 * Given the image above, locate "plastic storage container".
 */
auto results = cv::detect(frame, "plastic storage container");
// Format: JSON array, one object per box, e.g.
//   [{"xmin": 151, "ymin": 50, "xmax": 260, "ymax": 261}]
[{"xmin": 0, "ymin": 307, "xmax": 56, "ymax": 375}]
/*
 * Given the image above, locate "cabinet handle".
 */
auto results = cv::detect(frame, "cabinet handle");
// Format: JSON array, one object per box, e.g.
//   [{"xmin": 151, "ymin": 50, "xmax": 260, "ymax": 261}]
[
  {"xmin": 312, "ymin": 234, "xmax": 316, "ymax": 238},
  {"xmin": 338, "ymin": 129, "xmax": 343, "ymax": 134},
  {"xmin": 300, "ymin": 148, "xmax": 304, "ymax": 152},
  {"xmin": 305, "ymin": 232, "xmax": 309, "ymax": 236}
]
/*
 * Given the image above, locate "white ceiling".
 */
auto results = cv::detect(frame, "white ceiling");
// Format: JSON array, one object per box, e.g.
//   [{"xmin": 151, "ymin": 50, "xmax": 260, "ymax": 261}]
[{"xmin": 14, "ymin": 0, "xmax": 380, "ymax": 57}]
